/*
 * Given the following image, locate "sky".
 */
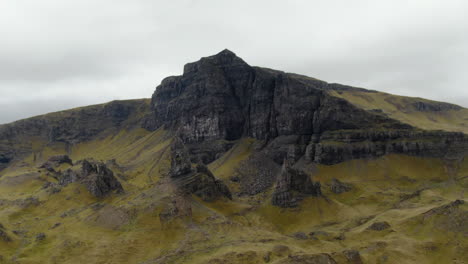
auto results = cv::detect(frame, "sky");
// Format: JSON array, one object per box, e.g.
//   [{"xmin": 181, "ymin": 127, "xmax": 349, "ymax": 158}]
[{"xmin": 1, "ymin": 0, "xmax": 467, "ymax": 124}]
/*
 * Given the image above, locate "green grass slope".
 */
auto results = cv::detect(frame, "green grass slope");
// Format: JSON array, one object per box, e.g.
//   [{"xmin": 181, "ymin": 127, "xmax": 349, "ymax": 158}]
[
  {"xmin": 0, "ymin": 120, "xmax": 466, "ymax": 263},
  {"xmin": 0, "ymin": 88, "xmax": 467, "ymax": 263},
  {"xmin": 328, "ymin": 89, "xmax": 468, "ymax": 134}
]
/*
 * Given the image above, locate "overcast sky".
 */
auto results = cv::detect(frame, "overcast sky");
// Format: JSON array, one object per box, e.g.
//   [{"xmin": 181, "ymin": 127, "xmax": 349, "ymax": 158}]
[{"xmin": 1, "ymin": 0, "xmax": 467, "ymax": 124}]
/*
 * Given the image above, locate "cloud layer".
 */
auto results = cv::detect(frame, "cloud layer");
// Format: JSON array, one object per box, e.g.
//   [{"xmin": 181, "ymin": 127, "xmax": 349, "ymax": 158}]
[{"xmin": 1, "ymin": 0, "xmax": 467, "ymax": 124}]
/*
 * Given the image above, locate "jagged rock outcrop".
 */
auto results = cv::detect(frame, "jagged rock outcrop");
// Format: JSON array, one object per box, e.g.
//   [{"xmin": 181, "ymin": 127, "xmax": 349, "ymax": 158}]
[
  {"xmin": 342, "ymin": 250, "xmax": 363, "ymax": 264},
  {"xmin": 422, "ymin": 199, "xmax": 465, "ymax": 220},
  {"xmin": 367, "ymin": 221, "xmax": 391, "ymax": 231},
  {"xmin": 35, "ymin": 233, "xmax": 46, "ymax": 242},
  {"xmin": 169, "ymin": 138, "xmax": 232, "ymax": 201},
  {"xmin": 305, "ymin": 129, "xmax": 467, "ymax": 164},
  {"xmin": 330, "ymin": 178, "xmax": 352, "ymax": 194},
  {"xmin": 271, "ymin": 159, "xmax": 321, "ymax": 207},
  {"xmin": 169, "ymin": 138, "xmax": 194, "ymax": 178},
  {"xmin": 59, "ymin": 159, "xmax": 123, "ymax": 197},
  {"xmin": 412, "ymin": 101, "xmax": 462, "ymax": 112},
  {"xmin": 144, "ymin": 49, "xmax": 468, "ymax": 165},
  {"xmin": 144, "ymin": 50, "xmax": 407, "ymax": 141}
]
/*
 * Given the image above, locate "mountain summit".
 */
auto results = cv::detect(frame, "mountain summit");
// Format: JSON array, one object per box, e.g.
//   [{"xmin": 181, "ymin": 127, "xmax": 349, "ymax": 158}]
[
  {"xmin": 143, "ymin": 50, "xmax": 466, "ymax": 165},
  {"xmin": 0, "ymin": 50, "xmax": 466, "ymax": 263}
]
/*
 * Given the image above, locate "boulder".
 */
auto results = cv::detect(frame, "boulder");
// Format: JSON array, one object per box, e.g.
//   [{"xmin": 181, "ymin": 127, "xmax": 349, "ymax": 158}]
[
  {"xmin": 35, "ymin": 233, "xmax": 46, "ymax": 242},
  {"xmin": 367, "ymin": 221, "xmax": 391, "ymax": 231}
]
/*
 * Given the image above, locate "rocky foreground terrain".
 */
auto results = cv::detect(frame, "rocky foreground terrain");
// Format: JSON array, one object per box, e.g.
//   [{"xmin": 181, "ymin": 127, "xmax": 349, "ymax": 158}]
[{"xmin": 0, "ymin": 50, "xmax": 467, "ymax": 264}]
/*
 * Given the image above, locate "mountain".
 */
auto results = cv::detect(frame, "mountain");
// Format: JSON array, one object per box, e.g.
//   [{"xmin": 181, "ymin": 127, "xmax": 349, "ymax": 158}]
[{"xmin": 0, "ymin": 50, "xmax": 466, "ymax": 264}]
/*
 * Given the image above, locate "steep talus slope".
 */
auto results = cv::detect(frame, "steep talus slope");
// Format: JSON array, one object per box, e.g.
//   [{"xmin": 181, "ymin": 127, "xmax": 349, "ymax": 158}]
[{"xmin": 0, "ymin": 50, "xmax": 466, "ymax": 264}]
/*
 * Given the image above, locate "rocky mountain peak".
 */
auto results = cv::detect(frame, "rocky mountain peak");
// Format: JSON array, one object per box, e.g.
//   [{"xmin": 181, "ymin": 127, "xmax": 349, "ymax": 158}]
[
  {"xmin": 183, "ymin": 48, "xmax": 250, "ymax": 74},
  {"xmin": 143, "ymin": 50, "xmax": 467, "ymax": 166}
]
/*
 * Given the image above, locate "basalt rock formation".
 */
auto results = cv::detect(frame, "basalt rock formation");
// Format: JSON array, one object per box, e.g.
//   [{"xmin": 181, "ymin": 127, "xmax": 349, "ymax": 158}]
[
  {"xmin": 330, "ymin": 178, "xmax": 352, "ymax": 194},
  {"xmin": 271, "ymin": 159, "xmax": 321, "ymax": 207},
  {"xmin": 169, "ymin": 138, "xmax": 232, "ymax": 201},
  {"xmin": 59, "ymin": 159, "xmax": 123, "ymax": 197},
  {"xmin": 0, "ymin": 99, "xmax": 149, "ymax": 170},
  {"xmin": 0, "ymin": 49, "xmax": 466, "ymax": 263},
  {"xmin": 144, "ymin": 49, "xmax": 468, "ymax": 165}
]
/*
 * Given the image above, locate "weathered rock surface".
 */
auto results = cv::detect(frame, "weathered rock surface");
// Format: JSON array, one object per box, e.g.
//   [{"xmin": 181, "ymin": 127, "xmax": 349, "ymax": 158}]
[
  {"xmin": 367, "ymin": 221, "xmax": 391, "ymax": 231},
  {"xmin": 271, "ymin": 159, "xmax": 321, "ymax": 207},
  {"xmin": 330, "ymin": 178, "xmax": 352, "ymax": 194},
  {"xmin": 235, "ymin": 153, "xmax": 280, "ymax": 196},
  {"xmin": 0, "ymin": 99, "xmax": 149, "ymax": 171},
  {"xmin": 412, "ymin": 100, "xmax": 462, "ymax": 112},
  {"xmin": 59, "ymin": 159, "xmax": 123, "ymax": 197},
  {"xmin": 169, "ymin": 138, "xmax": 232, "ymax": 202},
  {"xmin": 35, "ymin": 233, "xmax": 46, "ymax": 242},
  {"xmin": 422, "ymin": 199, "xmax": 464, "ymax": 219},
  {"xmin": 342, "ymin": 250, "xmax": 363, "ymax": 264},
  {"xmin": 144, "ymin": 49, "xmax": 468, "ymax": 165},
  {"xmin": 419, "ymin": 200, "xmax": 467, "ymax": 235},
  {"xmin": 277, "ymin": 253, "xmax": 337, "ymax": 264}
]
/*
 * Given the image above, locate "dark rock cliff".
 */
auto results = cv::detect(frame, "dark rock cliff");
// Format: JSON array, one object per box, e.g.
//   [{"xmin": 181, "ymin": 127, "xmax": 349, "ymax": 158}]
[
  {"xmin": 144, "ymin": 50, "xmax": 467, "ymax": 164},
  {"xmin": 271, "ymin": 159, "xmax": 321, "ymax": 207},
  {"xmin": 144, "ymin": 50, "xmax": 408, "ymax": 140},
  {"xmin": 0, "ymin": 50, "xmax": 466, "ymax": 172},
  {"xmin": 0, "ymin": 99, "xmax": 149, "ymax": 169},
  {"xmin": 169, "ymin": 138, "xmax": 232, "ymax": 201}
]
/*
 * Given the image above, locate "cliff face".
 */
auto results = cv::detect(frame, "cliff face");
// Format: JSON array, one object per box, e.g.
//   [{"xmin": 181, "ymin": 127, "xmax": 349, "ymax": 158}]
[
  {"xmin": 0, "ymin": 50, "xmax": 467, "ymax": 263},
  {"xmin": 144, "ymin": 50, "xmax": 408, "ymax": 140},
  {"xmin": 271, "ymin": 159, "xmax": 321, "ymax": 208},
  {"xmin": 1, "ymin": 50, "xmax": 467, "ymax": 169},
  {"xmin": 0, "ymin": 99, "xmax": 149, "ymax": 170},
  {"xmin": 144, "ymin": 50, "xmax": 467, "ymax": 164},
  {"xmin": 168, "ymin": 138, "xmax": 232, "ymax": 202}
]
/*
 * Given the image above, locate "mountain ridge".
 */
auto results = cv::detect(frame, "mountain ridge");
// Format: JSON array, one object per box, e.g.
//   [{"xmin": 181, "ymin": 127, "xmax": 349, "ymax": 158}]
[{"xmin": 0, "ymin": 50, "xmax": 466, "ymax": 264}]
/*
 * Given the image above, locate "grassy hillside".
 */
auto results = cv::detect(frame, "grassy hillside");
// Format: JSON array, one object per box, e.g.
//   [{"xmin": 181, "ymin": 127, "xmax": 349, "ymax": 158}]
[
  {"xmin": 0, "ymin": 122, "xmax": 466, "ymax": 263},
  {"xmin": 328, "ymin": 89, "xmax": 468, "ymax": 134},
  {"xmin": 0, "ymin": 85, "xmax": 466, "ymax": 263}
]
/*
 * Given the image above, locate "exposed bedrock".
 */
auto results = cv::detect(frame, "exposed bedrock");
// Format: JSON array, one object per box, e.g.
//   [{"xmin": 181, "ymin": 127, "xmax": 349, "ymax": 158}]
[
  {"xmin": 0, "ymin": 100, "xmax": 149, "ymax": 170},
  {"xmin": 144, "ymin": 50, "xmax": 467, "ymax": 165},
  {"xmin": 169, "ymin": 138, "xmax": 232, "ymax": 202},
  {"xmin": 58, "ymin": 159, "xmax": 123, "ymax": 198},
  {"xmin": 271, "ymin": 159, "xmax": 321, "ymax": 208}
]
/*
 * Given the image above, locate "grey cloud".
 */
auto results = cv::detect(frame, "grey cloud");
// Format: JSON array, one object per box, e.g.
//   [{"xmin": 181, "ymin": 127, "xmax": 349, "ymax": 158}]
[{"xmin": 1, "ymin": 0, "xmax": 467, "ymax": 124}]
